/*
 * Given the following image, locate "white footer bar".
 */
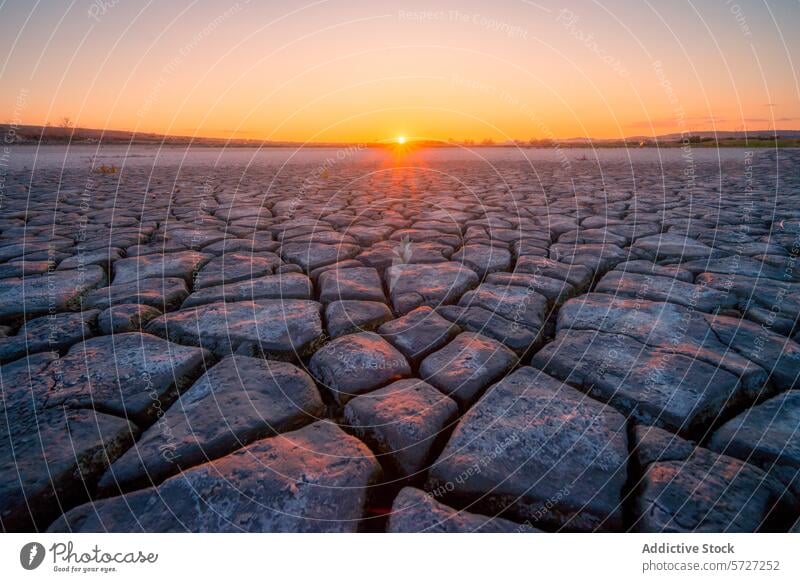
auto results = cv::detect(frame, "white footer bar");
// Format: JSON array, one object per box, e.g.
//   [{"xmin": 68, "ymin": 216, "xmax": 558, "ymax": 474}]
[{"xmin": 1, "ymin": 533, "xmax": 797, "ymax": 581}]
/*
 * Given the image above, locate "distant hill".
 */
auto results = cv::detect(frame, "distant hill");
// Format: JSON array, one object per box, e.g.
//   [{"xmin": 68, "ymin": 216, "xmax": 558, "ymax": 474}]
[
  {"xmin": 2, "ymin": 124, "xmax": 798, "ymax": 147},
  {"xmin": 543, "ymin": 130, "xmax": 800, "ymax": 147},
  {"xmin": 0, "ymin": 124, "xmax": 345, "ymax": 147},
  {"xmin": 653, "ymin": 130, "xmax": 800, "ymax": 140}
]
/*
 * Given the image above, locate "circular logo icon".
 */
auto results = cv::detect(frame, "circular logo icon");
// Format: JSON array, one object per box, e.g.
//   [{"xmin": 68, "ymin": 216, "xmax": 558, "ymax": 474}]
[{"xmin": 20, "ymin": 542, "xmax": 46, "ymax": 570}]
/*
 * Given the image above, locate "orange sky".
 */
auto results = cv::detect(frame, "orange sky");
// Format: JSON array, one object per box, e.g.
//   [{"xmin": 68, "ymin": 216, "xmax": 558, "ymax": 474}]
[{"xmin": 1, "ymin": 0, "xmax": 798, "ymax": 142}]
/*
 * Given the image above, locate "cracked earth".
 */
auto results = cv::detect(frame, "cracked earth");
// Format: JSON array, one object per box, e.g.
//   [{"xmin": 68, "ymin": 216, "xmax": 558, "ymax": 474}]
[{"xmin": 1, "ymin": 146, "xmax": 799, "ymax": 532}]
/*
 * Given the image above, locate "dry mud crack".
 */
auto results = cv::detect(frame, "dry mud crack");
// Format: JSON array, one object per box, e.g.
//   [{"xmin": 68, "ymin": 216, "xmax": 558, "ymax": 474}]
[{"xmin": 2, "ymin": 148, "xmax": 800, "ymax": 532}]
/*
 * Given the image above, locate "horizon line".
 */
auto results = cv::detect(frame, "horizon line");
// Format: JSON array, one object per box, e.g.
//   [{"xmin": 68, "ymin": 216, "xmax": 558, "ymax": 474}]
[{"xmin": 4, "ymin": 122, "xmax": 800, "ymax": 146}]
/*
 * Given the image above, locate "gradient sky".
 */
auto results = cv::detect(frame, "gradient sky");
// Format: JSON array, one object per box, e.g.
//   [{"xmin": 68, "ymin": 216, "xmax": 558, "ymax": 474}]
[{"xmin": 1, "ymin": 0, "xmax": 798, "ymax": 142}]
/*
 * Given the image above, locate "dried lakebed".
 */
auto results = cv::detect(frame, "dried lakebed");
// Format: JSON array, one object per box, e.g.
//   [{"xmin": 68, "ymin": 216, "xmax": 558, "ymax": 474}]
[{"xmin": 1, "ymin": 146, "xmax": 800, "ymax": 533}]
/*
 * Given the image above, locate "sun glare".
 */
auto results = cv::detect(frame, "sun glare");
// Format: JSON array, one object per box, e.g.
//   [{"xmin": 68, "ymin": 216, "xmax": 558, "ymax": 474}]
[{"xmin": 397, "ymin": 136, "xmax": 406, "ymax": 144}]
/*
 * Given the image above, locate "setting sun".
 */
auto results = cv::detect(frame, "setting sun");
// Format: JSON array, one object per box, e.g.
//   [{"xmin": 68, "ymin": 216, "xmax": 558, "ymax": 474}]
[{"xmin": 397, "ymin": 136, "xmax": 406, "ymax": 144}]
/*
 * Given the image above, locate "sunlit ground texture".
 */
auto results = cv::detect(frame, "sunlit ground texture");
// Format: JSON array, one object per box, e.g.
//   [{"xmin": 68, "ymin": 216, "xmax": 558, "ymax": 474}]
[{"xmin": 1, "ymin": 145, "xmax": 799, "ymax": 533}]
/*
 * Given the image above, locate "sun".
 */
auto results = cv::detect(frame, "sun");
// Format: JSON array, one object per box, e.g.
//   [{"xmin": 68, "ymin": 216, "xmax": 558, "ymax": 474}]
[{"xmin": 388, "ymin": 134, "xmax": 412, "ymax": 157}]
